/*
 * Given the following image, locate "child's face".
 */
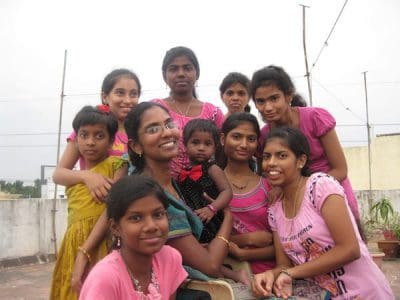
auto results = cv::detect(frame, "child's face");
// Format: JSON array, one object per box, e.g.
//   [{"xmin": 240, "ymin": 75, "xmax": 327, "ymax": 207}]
[
  {"xmin": 186, "ymin": 130, "xmax": 216, "ymax": 163},
  {"xmin": 222, "ymin": 83, "xmax": 250, "ymax": 115},
  {"xmin": 102, "ymin": 77, "xmax": 139, "ymax": 122},
  {"xmin": 221, "ymin": 122, "xmax": 257, "ymax": 162},
  {"xmin": 114, "ymin": 194, "xmax": 168, "ymax": 257},
  {"xmin": 76, "ymin": 124, "xmax": 111, "ymax": 166},
  {"xmin": 262, "ymin": 138, "xmax": 305, "ymax": 187}
]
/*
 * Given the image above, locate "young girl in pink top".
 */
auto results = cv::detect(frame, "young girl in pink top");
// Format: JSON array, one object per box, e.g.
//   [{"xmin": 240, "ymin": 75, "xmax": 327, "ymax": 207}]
[
  {"xmin": 79, "ymin": 175, "xmax": 187, "ymax": 300},
  {"xmin": 250, "ymin": 65, "xmax": 361, "ymax": 228},
  {"xmin": 221, "ymin": 112, "xmax": 275, "ymax": 274},
  {"xmin": 53, "ymin": 69, "xmax": 141, "ymax": 202},
  {"xmin": 152, "ymin": 46, "xmax": 224, "ymax": 178},
  {"xmin": 253, "ymin": 127, "xmax": 393, "ymax": 299}
]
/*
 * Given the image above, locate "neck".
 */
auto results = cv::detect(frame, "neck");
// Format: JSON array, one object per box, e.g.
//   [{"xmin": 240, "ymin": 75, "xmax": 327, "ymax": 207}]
[
  {"xmin": 118, "ymin": 120, "xmax": 126, "ymax": 132},
  {"xmin": 282, "ymin": 175, "xmax": 303, "ymax": 203},
  {"xmin": 120, "ymin": 247, "xmax": 152, "ymax": 281},
  {"xmin": 169, "ymin": 92, "xmax": 193, "ymax": 103},
  {"xmin": 224, "ymin": 159, "xmax": 252, "ymax": 175},
  {"xmin": 142, "ymin": 160, "xmax": 172, "ymax": 187},
  {"xmin": 270, "ymin": 107, "xmax": 296, "ymax": 128}
]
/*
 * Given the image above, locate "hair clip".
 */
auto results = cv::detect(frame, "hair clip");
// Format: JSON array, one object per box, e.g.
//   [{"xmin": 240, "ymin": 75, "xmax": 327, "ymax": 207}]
[{"xmin": 97, "ymin": 104, "xmax": 110, "ymax": 113}]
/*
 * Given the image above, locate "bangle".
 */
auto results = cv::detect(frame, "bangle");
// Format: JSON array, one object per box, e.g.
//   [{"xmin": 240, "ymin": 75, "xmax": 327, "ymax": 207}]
[
  {"xmin": 216, "ymin": 235, "xmax": 230, "ymax": 248},
  {"xmin": 207, "ymin": 204, "xmax": 217, "ymax": 214},
  {"xmin": 279, "ymin": 269, "xmax": 293, "ymax": 279},
  {"xmin": 77, "ymin": 246, "xmax": 92, "ymax": 263}
]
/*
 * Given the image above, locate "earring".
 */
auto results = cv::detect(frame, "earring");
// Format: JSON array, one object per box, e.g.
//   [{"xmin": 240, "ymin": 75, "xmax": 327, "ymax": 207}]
[
  {"xmin": 117, "ymin": 236, "xmax": 121, "ymax": 248},
  {"xmin": 299, "ymin": 165, "xmax": 303, "ymax": 169},
  {"xmin": 136, "ymin": 152, "xmax": 142, "ymax": 158}
]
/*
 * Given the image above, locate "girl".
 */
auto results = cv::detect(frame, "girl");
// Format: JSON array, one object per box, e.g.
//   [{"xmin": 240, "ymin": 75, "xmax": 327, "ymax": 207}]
[
  {"xmin": 250, "ymin": 65, "xmax": 361, "ymax": 227},
  {"xmin": 252, "ymin": 127, "xmax": 394, "ymax": 299},
  {"xmin": 219, "ymin": 72, "xmax": 251, "ymax": 118},
  {"xmin": 221, "ymin": 112, "xmax": 275, "ymax": 274},
  {"xmin": 125, "ymin": 102, "xmax": 253, "ymax": 292},
  {"xmin": 178, "ymin": 118, "xmax": 232, "ymax": 243},
  {"xmin": 79, "ymin": 175, "xmax": 188, "ymax": 299},
  {"xmin": 152, "ymin": 46, "xmax": 224, "ymax": 178},
  {"xmin": 53, "ymin": 69, "xmax": 141, "ymax": 202},
  {"xmin": 50, "ymin": 106, "xmax": 127, "ymax": 300}
]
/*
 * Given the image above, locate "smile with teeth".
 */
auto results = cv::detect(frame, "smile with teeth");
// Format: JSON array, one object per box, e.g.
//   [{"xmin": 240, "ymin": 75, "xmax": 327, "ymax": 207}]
[{"xmin": 159, "ymin": 140, "xmax": 177, "ymax": 148}]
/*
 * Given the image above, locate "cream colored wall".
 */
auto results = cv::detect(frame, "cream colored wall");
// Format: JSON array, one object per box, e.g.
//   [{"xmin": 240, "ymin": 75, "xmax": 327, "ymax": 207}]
[{"xmin": 344, "ymin": 135, "xmax": 400, "ymax": 190}]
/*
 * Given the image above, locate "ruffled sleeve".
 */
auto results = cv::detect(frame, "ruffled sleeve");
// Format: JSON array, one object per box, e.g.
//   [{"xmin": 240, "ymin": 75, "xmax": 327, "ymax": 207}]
[
  {"xmin": 310, "ymin": 173, "xmax": 346, "ymax": 212},
  {"xmin": 310, "ymin": 107, "xmax": 336, "ymax": 137},
  {"xmin": 268, "ymin": 205, "xmax": 278, "ymax": 232},
  {"xmin": 67, "ymin": 130, "xmax": 76, "ymax": 142}
]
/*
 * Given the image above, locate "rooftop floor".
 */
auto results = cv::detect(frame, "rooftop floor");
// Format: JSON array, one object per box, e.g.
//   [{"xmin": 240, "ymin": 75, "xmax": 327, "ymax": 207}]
[{"xmin": 0, "ymin": 259, "xmax": 399, "ymax": 299}]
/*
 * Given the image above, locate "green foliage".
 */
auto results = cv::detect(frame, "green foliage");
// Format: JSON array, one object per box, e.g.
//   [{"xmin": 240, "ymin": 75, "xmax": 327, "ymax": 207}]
[
  {"xmin": 370, "ymin": 197, "xmax": 394, "ymax": 226},
  {"xmin": 0, "ymin": 179, "xmax": 41, "ymax": 198}
]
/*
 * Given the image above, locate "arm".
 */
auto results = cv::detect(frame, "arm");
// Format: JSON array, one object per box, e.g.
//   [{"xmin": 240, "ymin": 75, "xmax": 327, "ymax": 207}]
[
  {"xmin": 320, "ymin": 129, "xmax": 348, "ymax": 182},
  {"xmin": 52, "ymin": 141, "xmax": 114, "ymax": 202},
  {"xmin": 284, "ymin": 194, "xmax": 360, "ymax": 280},
  {"xmin": 195, "ymin": 164, "xmax": 232, "ymax": 222},
  {"xmin": 230, "ymin": 231, "xmax": 273, "ymax": 248},
  {"xmin": 168, "ymin": 208, "xmax": 233, "ymax": 278},
  {"xmin": 229, "ymin": 242, "xmax": 275, "ymax": 261}
]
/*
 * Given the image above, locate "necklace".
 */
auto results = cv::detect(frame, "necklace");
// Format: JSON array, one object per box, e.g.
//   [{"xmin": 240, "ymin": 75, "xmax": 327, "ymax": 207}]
[
  {"xmin": 224, "ymin": 169, "xmax": 253, "ymax": 191},
  {"xmin": 171, "ymin": 97, "xmax": 193, "ymax": 116},
  {"xmin": 282, "ymin": 176, "xmax": 304, "ymax": 235},
  {"xmin": 119, "ymin": 250, "xmax": 160, "ymax": 298},
  {"xmin": 231, "ymin": 181, "xmax": 248, "ymax": 190}
]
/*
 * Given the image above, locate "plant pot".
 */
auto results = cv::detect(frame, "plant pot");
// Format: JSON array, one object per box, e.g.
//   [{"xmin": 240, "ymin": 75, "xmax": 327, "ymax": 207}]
[
  {"xmin": 370, "ymin": 251, "xmax": 385, "ymax": 269},
  {"xmin": 383, "ymin": 230, "xmax": 397, "ymax": 240},
  {"xmin": 377, "ymin": 240, "xmax": 399, "ymax": 260}
]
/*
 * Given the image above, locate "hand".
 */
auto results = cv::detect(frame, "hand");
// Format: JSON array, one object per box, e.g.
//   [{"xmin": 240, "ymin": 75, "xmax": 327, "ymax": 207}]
[
  {"xmin": 228, "ymin": 241, "xmax": 244, "ymax": 260},
  {"xmin": 82, "ymin": 171, "xmax": 114, "ymax": 203},
  {"xmin": 273, "ymin": 271, "xmax": 293, "ymax": 299},
  {"xmin": 71, "ymin": 252, "xmax": 89, "ymax": 293},
  {"xmin": 195, "ymin": 207, "xmax": 215, "ymax": 223},
  {"xmin": 252, "ymin": 270, "xmax": 275, "ymax": 298}
]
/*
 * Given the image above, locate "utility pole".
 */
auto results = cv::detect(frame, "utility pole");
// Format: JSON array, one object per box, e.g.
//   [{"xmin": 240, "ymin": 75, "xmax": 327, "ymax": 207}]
[
  {"xmin": 52, "ymin": 49, "xmax": 67, "ymax": 257},
  {"xmin": 300, "ymin": 4, "xmax": 312, "ymax": 105},
  {"xmin": 362, "ymin": 71, "xmax": 373, "ymax": 207}
]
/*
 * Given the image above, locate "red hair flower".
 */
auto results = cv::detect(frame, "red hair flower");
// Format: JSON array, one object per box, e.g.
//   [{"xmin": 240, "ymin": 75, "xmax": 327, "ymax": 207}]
[{"xmin": 97, "ymin": 104, "xmax": 110, "ymax": 113}]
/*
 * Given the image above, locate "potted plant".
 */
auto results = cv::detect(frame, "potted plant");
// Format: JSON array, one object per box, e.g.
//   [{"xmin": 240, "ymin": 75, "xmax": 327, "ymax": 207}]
[{"xmin": 369, "ymin": 197, "xmax": 400, "ymax": 260}]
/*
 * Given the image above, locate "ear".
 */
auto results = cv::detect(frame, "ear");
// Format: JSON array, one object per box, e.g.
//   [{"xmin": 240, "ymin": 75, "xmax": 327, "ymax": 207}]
[
  {"xmin": 110, "ymin": 219, "xmax": 121, "ymax": 237},
  {"xmin": 128, "ymin": 139, "xmax": 143, "ymax": 156},
  {"xmin": 220, "ymin": 133, "xmax": 225, "ymax": 147},
  {"xmin": 101, "ymin": 92, "xmax": 108, "ymax": 105},
  {"xmin": 297, "ymin": 154, "xmax": 307, "ymax": 170}
]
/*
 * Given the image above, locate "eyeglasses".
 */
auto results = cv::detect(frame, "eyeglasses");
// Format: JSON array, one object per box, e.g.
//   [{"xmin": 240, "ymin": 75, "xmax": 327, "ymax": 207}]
[{"xmin": 143, "ymin": 120, "xmax": 179, "ymax": 135}]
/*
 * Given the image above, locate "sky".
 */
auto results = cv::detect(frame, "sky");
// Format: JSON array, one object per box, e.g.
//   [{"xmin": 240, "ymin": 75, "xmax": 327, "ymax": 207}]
[{"xmin": 0, "ymin": 0, "xmax": 399, "ymax": 182}]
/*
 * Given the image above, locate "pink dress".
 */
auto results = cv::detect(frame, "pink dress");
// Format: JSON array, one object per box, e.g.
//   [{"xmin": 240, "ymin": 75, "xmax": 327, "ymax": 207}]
[
  {"xmin": 229, "ymin": 177, "xmax": 275, "ymax": 273},
  {"xmin": 268, "ymin": 173, "xmax": 394, "ymax": 299},
  {"xmin": 79, "ymin": 246, "xmax": 188, "ymax": 300},
  {"xmin": 152, "ymin": 99, "xmax": 224, "ymax": 178},
  {"xmin": 260, "ymin": 106, "xmax": 360, "ymax": 220},
  {"xmin": 68, "ymin": 130, "xmax": 128, "ymax": 170}
]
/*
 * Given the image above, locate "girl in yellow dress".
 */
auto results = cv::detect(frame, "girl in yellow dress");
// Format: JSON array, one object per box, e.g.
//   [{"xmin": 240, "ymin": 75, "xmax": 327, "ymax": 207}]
[{"xmin": 50, "ymin": 105, "xmax": 127, "ymax": 300}]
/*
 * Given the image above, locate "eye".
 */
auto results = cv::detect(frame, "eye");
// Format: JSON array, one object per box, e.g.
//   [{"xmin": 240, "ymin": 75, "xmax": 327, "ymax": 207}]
[
  {"xmin": 184, "ymin": 65, "xmax": 194, "ymax": 72},
  {"xmin": 279, "ymin": 153, "xmax": 288, "ymax": 159},
  {"xmin": 168, "ymin": 66, "xmax": 178, "ymax": 72},
  {"xmin": 262, "ymin": 153, "xmax": 271, "ymax": 161},
  {"xmin": 130, "ymin": 91, "xmax": 138, "ymax": 98},
  {"xmin": 205, "ymin": 141, "xmax": 213, "ymax": 146},
  {"xmin": 115, "ymin": 90, "xmax": 125, "ymax": 96},
  {"xmin": 128, "ymin": 214, "xmax": 142, "ymax": 222},
  {"xmin": 95, "ymin": 132, "xmax": 105, "ymax": 139},
  {"xmin": 154, "ymin": 210, "xmax": 167, "ymax": 219},
  {"xmin": 248, "ymin": 136, "xmax": 257, "ymax": 143},
  {"xmin": 226, "ymin": 90, "xmax": 234, "ymax": 96},
  {"xmin": 145, "ymin": 125, "xmax": 162, "ymax": 134},
  {"xmin": 165, "ymin": 120, "xmax": 178, "ymax": 130},
  {"xmin": 255, "ymin": 99, "xmax": 266, "ymax": 105},
  {"xmin": 270, "ymin": 95, "xmax": 279, "ymax": 102},
  {"xmin": 231, "ymin": 133, "xmax": 241, "ymax": 140},
  {"xmin": 238, "ymin": 91, "xmax": 247, "ymax": 97},
  {"xmin": 78, "ymin": 132, "xmax": 87, "ymax": 139},
  {"xmin": 190, "ymin": 139, "xmax": 200, "ymax": 145}
]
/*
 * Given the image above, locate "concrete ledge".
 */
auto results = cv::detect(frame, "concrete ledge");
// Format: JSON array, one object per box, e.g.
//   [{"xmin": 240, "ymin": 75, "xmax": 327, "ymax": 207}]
[{"xmin": 0, "ymin": 253, "xmax": 56, "ymax": 269}]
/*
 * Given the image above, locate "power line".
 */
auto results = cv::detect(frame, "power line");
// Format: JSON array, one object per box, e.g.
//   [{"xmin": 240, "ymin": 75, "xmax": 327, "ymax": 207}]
[{"xmin": 310, "ymin": 0, "xmax": 349, "ymax": 72}]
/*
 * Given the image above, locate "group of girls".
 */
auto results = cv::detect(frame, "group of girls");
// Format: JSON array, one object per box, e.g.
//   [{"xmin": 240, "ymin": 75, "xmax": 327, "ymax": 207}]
[{"xmin": 50, "ymin": 45, "xmax": 394, "ymax": 299}]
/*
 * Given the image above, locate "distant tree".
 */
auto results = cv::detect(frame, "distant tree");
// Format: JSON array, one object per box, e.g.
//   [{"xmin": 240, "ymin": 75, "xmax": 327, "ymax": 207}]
[{"xmin": 0, "ymin": 179, "xmax": 42, "ymax": 198}]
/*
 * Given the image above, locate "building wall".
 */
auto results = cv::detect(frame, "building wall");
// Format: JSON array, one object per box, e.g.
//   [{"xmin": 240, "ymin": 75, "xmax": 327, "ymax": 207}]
[{"xmin": 344, "ymin": 135, "xmax": 400, "ymax": 190}]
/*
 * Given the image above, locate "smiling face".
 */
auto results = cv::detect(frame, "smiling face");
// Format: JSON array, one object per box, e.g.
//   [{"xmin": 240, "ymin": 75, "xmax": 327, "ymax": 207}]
[
  {"xmin": 186, "ymin": 130, "xmax": 216, "ymax": 163},
  {"xmin": 76, "ymin": 123, "xmax": 112, "ymax": 168},
  {"xmin": 222, "ymin": 82, "xmax": 250, "ymax": 115},
  {"xmin": 164, "ymin": 55, "xmax": 197, "ymax": 95},
  {"xmin": 111, "ymin": 194, "xmax": 169, "ymax": 258},
  {"xmin": 262, "ymin": 137, "xmax": 306, "ymax": 187},
  {"xmin": 102, "ymin": 77, "xmax": 140, "ymax": 122},
  {"xmin": 131, "ymin": 106, "xmax": 180, "ymax": 163},
  {"xmin": 222, "ymin": 121, "xmax": 258, "ymax": 162},
  {"xmin": 254, "ymin": 84, "xmax": 292, "ymax": 124}
]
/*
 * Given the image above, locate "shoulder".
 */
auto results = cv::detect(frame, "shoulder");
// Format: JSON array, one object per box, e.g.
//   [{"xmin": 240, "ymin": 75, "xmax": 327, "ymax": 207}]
[{"xmin": 307, "ymin": 173, "xmax": 345, "ymax": 210}]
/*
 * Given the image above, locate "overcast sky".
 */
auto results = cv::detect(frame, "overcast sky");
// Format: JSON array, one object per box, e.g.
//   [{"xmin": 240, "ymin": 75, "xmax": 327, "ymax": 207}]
[{"xmin": 1, "ymin": 0, "xmax": 399, "ymax": 182}]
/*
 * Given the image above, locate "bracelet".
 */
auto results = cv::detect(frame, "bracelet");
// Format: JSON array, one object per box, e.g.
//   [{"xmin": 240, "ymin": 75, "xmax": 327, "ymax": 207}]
[
  {"xmin": 216, "ymin": 235, "xmax": 230, "ymax": 248},
  {"xmin": 279, "ymin": 269, "xmax": 293, "ymax": 279},
  {"xmin": 77, "ymin": 246, "xmax": 92, "ymax": 263},
  {"xmin": 207, "ymin": 204, "xmax": 217, "ymax": 214}
]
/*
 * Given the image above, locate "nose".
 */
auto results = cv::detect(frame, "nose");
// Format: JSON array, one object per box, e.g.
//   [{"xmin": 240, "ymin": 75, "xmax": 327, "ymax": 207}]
[
  {"xmin": 177, "ymin": 67, "xmax": 185, "ymax": 77},
  {"xmin": 239, "ymin": 137, "xmax": 248, "ymax": 148},
  {"xmin": 264, "ymin": 101, "xmax": 273, "ymax": 112},
  {"xmin": 143, "ymin": 216, "xmax": 158, "ymax": 232},
  {"xmin": 86, "ymin": 136, "xmax": 95, "ymax": 146}
]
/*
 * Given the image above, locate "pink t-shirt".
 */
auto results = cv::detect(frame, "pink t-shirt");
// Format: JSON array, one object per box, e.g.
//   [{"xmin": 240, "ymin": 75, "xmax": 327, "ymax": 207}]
[
  {"xmin": 268, "ymin": 173, "xmax": 394, "ymax": 299},
  {"xmin": 230, "ymin": 177, "xmax": 275, "ymax": 273},
  {"xmin": 260, "ymin": 107, "xmax": 360, "ymax": 220},
  {"xmin": 79, "ymin": 246, "xmax": 188, "ymax": 300},
  {"xmin": 152, "ymin": 99, "xmax": 224, "ymax": 178},
  {"xmin": 68, "ymin": 130, "xmax": 128, "ymax": 170}
]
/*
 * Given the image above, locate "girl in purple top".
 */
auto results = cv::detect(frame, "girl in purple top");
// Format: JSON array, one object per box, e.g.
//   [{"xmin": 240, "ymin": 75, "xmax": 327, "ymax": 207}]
[
  {"xmin": 252, "ymin": 127, "xmax": 393, "ymax": 299},
  {"xmin": 250, "ymin": 65, "xmax": 362, "ymax": 228},
  {"xmin": 152, "ymin": 46, "xmax": 224, "ymax": 178},
  {"xmin": 53, "ymin": 69, "xmax": 141, "ymax": 202}
]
